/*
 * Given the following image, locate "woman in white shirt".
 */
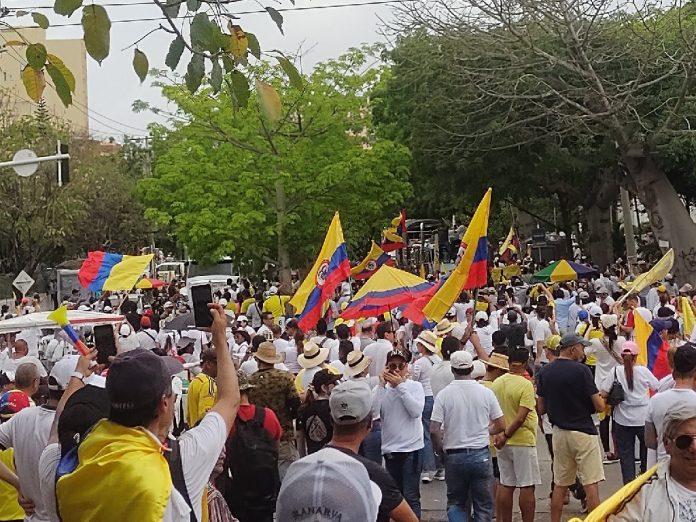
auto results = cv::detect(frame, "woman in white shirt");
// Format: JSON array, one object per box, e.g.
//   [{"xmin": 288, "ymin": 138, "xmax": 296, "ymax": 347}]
[
  {"xmin": 411, "ymin": 330, "xmax": 443, "ymax": 483},
  {"xmin": 600, "ymin": 340, "xmax": 659, "ymax": 485}
]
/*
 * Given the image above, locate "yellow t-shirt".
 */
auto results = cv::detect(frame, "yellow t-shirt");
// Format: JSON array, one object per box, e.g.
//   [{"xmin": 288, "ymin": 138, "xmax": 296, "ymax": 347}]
[
  {"xmin": 187, "ymin": 373, "xmax": 217, "ymax": 427},
  {"xmin": 491, "ymin": 373, "xmax": 538, "ymax": 447},
  {"xmin": 576, "ymin": 323, "xmax": 603, "ymax": 366},
  {"xmin": 263, "ymin": 295, "xmax": 290, "ymax": 321},
  {"xmin": 0, "ymin": 449, "xmax": 23, "ymax": 521},
  {"xmin": 240, "ymin": 297, "xmax": 256, "ymax": 314}
]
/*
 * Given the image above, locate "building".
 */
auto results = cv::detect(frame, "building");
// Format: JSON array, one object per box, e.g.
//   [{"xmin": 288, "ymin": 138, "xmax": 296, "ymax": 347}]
[{"xmin": 0, "ymin": 27, "xmax": 88, "ymax": 132}]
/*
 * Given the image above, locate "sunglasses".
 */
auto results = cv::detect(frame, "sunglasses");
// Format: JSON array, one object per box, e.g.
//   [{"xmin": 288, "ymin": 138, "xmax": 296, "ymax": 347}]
[
  {"xmin": 387, "ymin": 362, "xmax": 406, "ymax": 371},
  {"xmin": 672, "ymin": 434, "xmax": 696, "ymax": 450}
]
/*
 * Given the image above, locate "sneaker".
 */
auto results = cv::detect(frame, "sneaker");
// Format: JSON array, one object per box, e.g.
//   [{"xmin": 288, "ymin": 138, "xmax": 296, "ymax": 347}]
[
  {"xmin": 603, "ymin": 453, "xmax": 619, "ymax": 464},
  {"xmin": 421, "ymin": 472, "xmax": 433, "ymax": 483},
  {"xmin": 434, "ymin": 469, "xmax": 445, "ymax": 481}
]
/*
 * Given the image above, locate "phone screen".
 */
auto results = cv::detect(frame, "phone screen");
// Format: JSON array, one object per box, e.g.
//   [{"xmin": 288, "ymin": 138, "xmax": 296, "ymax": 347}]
[
  {"xmin": 191, "ymin": 284, "xmax": 213, "ymax": 328},
  {"xmin": 93, "ymin": 324, "xmax": 116, "ymax": 365}
]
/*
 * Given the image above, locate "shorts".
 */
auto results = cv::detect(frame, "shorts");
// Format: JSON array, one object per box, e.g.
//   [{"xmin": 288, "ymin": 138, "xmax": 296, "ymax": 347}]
[
  {"xmin": 497, "ymin": 445, "xmax": 541, "ymax": 487},
  {"xmin": 551, "ymin": 427, "xmax": 604, "ymax": 487}
]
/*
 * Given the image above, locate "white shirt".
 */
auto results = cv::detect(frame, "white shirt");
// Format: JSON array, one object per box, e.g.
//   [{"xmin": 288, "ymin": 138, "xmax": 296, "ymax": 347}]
[
  {"xmin": 256, "ymin": 324, "xmax": 272, "ymax": 339},
  {"xmin": 246, "ymin": 302, "xmax": 263, "ymax": 329},
  {"xmin": 668, "ymin": 476, "xmax": 696, "ymax": 521},
  {"xmin": 232, "ymin": 341, "xmax": 248, "ymax": 360},
  {"xmin": 453, "ymin": 301, "xmax": 473, "ymax": 323},
  {"xmin": 657, "ymin": 374, "xmax": 675, "ymax": 393},
  {"xmin": 3, "ymin": 354, "xmax": 48, "ymax": 378},
  {"xmin": 647, "ymin": 388, "xmax": 696, "ymax": 462},
  {"xmin": 38, "ymin": 442, "xmax": 60, "ymax": 522},
  {"xmin": 375, "ymin": 379, "xmax": 425, "ymax": 454},
  {"xmin": 533, "ymin": 319, "xmax": 552, "ymax": 363},
  {"xmin": 363, "ymin": 339, "xmax": 394, "ymax": 383},
  {"xmin": 136, "ymin": 328, "xmax": 159, "ymax": 350},
  {"xmin": 311, "ymin": 336, "xmax": 340, "ymax": 362},
  {"xmin": 584, "ymin": 336, "xmax": 624, "ymax": 390},
  {"xmin": 431, "ymin": 379, "xmax": 503, "ymax": 450},
  {"xmin": 430, "ymin": 360, "xmax": 453, "ymax": 398},
  {"xmin": 474, "ymin": 325, "xmax": 495, "ymax": 355},
  {"xmin": 412, "ymin": 354, "xmax": 441, "ymax": 397},
  {"xmin": 283, "ymin": 340, "xmax": 301, "ymax": 374},
  {"xmin": 600, "ymin": 365, "xmax": 659, "ymax": 426},
  {"xmin": 0, "ymin": 406, "xmax": 55, "ymax": 521}
]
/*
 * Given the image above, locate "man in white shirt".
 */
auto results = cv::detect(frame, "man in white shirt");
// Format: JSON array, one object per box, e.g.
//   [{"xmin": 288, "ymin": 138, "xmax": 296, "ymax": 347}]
[
  {"xmin": 431, "ymin": 351, "xmax": 505, "ymax": 521},
  {"xmin": 474, "ymin": 311, "xmax": 495, "ymax": 355},
  {"xmin": 364, "ymin": 322, "xmax": 396, "ymax": 385},
  {"xmin": 256, "ymin": 312, "xmax": 275, "ymax": 340},
  {"xmin": 2, "ymin": 338, "xmax": 47, "ymax": 378},
  {"xmin": 136, "ymin": 316, "xmax": 159, "ymax": 351},
  {"xmin": 310, "ymin": 319, "xmax": 340, "ymax": 362},
  {"xmin": 532, "ymin": 308, "xmax": 553, "ymax": 368},
  {"xmin": 646, "ymin": 344, "xmax": 696, "ymax": 465},
  {"xmin": 430, "ymin": 337, "xmax": 461, "ymax": 399},
  {"xmin": 375, "ymin": 350, "xmax": 425, "ymax": 518}
]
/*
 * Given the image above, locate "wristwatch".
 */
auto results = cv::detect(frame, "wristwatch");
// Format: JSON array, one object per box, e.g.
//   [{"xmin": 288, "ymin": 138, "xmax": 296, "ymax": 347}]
[{"xmin": 70, "ymin": 371, "xmax": 85, "ymax": 382}]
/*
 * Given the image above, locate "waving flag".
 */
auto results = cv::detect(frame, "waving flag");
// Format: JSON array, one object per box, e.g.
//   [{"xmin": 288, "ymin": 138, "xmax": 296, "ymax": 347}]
[
  {"xmin": 78, "ymin": 252, "xmax": 153, "ymax": 292},
  {"xmin": 290, "ymin": 212, "xmax": 351, "ymax": 332},
  {"xmin": 381, "ymin": 210, "xmax": 407, "ymax": 252},
  {"xmin": 634, "ymin": 312, "xmax": 670, "ymax": 379},
  {"xmin": 619, "ymin": 249, "xmax": 674, "ymax": 304},
  {"xmin": 499, "ymin": 225, "xmax": 520, "ymax": 262},
  {"xmin": 422, "ymin": 189, "xmax": 491, "ymax": 322},
  {"xmin": 351, "ymin": 241, "xmax": 393, "ymax": 280},
  {"xmin": 681, "ymin": 296, "xmax": 696, "ymax": 338}
]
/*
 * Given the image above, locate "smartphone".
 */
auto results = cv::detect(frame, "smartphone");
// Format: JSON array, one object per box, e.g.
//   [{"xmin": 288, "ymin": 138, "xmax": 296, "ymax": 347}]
[
  {"xmin": 93, "ymin": 324, "xmax": 116, "ymax": 365},
  {"xmin": 191, "ymin": 284, "xmax": 213, "ymax": 328}
]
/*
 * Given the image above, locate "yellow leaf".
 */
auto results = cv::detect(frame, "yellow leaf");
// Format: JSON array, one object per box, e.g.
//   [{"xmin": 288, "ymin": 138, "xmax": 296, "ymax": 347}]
[
  {"xmin": 255, "ymin": 80, "xmax": 281, "ymax": 122},
  {"xmin": 3, "ymin": 40, "xmax": 26, "ymax": 47},
  {"xmin": 47, "ymin": 54, "xmax": 76, "ymax": 92},
  {"xmin": 21, "ymin": 66, "xmax": 46, "ymax": 102},
  {"xmin": 227, "ymin": 24, "xmax": 248, "ymax": 59}
]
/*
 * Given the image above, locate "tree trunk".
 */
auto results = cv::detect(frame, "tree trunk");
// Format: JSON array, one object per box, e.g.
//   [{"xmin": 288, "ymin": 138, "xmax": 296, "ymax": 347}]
[
  {"xmin": 584, "ymin": 171, "xmax": 619, "ymax": 272},
  {"xmin": 275, "ymin": 179, "xmax": 292, "ymax": 290},
  {"xmin": 623, "ymin": 145, "xmax": 696, "ymax": 282}
]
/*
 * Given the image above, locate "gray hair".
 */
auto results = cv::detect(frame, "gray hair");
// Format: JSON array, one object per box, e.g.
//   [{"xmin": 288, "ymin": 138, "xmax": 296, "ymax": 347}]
[{"xmin": 663, "ymin": 402, "xmax": 696, "ymax": 442}]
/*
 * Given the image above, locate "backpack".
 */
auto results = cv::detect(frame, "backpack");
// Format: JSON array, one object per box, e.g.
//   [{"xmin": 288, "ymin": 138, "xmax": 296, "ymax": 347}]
[
  {"xmin": 606, "ymin": 367, "xmax": 625, "ymax": 407},
  {"xmin": 225, "ymin": 406, "xmax": 279, "ymax": 510}
]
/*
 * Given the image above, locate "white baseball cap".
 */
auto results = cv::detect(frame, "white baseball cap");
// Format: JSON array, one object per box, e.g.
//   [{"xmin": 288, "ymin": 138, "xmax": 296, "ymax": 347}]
[
  {"xmin": 475, "ymin": 311, "xmax": 488, "ymax": 322},
  {"xmin": 49, "ymin": 355, "xmax": 79, "ymax": 391},
  {"xmin": 329, "ymin": 380, "xmax": 373, "ymax": 424},
  {"xmin": 451, "ymin": 351, "xmax": 474, "ymax": 370},
  {"xmin": 268, "ymin": 286, "xmax": 278, "ymax": 295}
]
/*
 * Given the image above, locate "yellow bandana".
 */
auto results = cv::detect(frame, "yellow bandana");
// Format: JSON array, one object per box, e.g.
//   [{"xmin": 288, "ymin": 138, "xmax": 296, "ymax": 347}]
[{"xmin": 56, "ymin": 419, "xmax": 172, "ymax": 522}]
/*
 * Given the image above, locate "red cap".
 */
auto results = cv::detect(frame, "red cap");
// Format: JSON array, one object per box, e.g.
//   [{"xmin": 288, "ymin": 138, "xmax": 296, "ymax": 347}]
[
  {"xmin": 0, "ymin": 390, "xmax": 31, "ymax": 419},
  {"xmin": 140, "ymin": 316, "xmax": 151, "ymax": 328}
]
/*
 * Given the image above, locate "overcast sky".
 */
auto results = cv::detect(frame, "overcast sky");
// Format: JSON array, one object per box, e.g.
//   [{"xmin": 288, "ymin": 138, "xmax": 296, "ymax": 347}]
[{"xmin": 5, "ymin": 1, "xmax": 397, "ymax": 139}]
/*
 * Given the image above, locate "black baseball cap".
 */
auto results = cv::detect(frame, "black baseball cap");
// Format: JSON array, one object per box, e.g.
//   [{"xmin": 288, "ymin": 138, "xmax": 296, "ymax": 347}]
[{"xmin": 106, "ymin": 349, "xmax": 183, "ymax": 412}]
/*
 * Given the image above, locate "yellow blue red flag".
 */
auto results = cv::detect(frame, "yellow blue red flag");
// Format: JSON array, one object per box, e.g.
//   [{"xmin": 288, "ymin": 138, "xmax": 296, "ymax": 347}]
[
  {"xmin": 634, "ymin": 311, "xmax": 670, "ymax": 379},
  {"xmin": 422, "ymin": 188, "xmax": 492, "ymax": 321},
  {"xmin": 350, "ymin": 241, "xmax": 393, "ymax": 280},
  {"xmin": 290, "ymin": 212, "xmax": 351, "ymax": 332},
  {"xmin": 78, "ymin": 252, "xmax": 153, "ymax": 292},
  {"xmin": 381, "ymin": 210, "xmax": 407, "ymax": 252}
]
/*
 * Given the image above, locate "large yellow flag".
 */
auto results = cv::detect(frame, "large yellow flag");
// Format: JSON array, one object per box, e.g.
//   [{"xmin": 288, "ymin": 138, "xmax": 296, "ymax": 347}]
[
  {"xmin": 681, "ymin": 296, "xmax": 696, "ymax": 338},
  {"xmin": 621, "ymin": 249, "xmax": 674, "ymax": 300},
  {"xmin": 422, "ymin": 189, "xmax": 492, "ymax": 322}
]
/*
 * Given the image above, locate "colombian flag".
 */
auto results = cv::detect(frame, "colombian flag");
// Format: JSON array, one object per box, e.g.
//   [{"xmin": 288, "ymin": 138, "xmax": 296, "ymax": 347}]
[
  {"xmin": 499, "ymin": 225, "xmax": 520, "ymax": 263},
  {"xmin": 290, "ymin": 212, "xmax": 351, "ymax": 332},
  {"xmin": 422, "ymin": 189, "xmax": 491, "ymax": 322},
  {"xmin": 78, "ymin": 252, "xmax": 153, "ymax": 292},
  {"xmin": 351, "ymin": 241, "xmax": 394, "ymax": 280},
  {"xmin": 381, "ymin": 210, "xmax": 407, "ymax": 252},
  {"xmin": 634, "ymin": 312, "xmax": 670, "ymax": 379}
]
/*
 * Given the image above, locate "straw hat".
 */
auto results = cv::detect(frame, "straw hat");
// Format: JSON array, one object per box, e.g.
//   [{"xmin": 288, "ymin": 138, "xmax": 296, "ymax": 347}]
[
  {"xmin": 254, "ymin": 341, "xmax": 283, "ymax": 365},
  {"xmin": 433, "ymin": 319, "xmax": 455, "ymax": 337},
  {"xmin": 414, "ymin": 331, "xmax": 439, "ymax": 353},
  {"xmin": 343, "ymin": 350, "xmax": 371, "ymax": 377},
  {"xmin": 482, "ymin": 352, "xmax": 509, "ymax": 371},
  {"xmin": 298, "ymin": 341, "xmax": 330, "ymax": 369}
]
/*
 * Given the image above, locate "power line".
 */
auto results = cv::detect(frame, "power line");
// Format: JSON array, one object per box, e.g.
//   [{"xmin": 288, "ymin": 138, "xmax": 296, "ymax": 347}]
[{"xmin": 8, "ymin": 0, "xmax": 404, "ymax": 26}]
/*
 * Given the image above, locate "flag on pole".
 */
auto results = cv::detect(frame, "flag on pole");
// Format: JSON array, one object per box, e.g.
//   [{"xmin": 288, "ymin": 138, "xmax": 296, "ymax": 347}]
[
  {"xmin": 78, "ymin": 252, "xmax": 154, "ymax": 292},
  {"xmin": 634, "ymin": 312, "xmax": 671, "ymax": 378},
  {"xmin": 381, "ymin": 210, "xmax": 407, "ymax": 252},
  {"xmin": 422, "ymin": 188, "xmax": 492, "ymax": 322},
  {"xmin": 621, "ymin": 249, "xmax": 674, "ymax": 300},
  {"xmin": 289, "ymin": 212, "xmax": 351, "ymax": 332},
  {"xmin": 499, "ymin": 225, "xmax": 520, "ymax": 262},
  {"xmin": 681, "ymin": 297, "xmax": 696, "ymax": 338},
  {"xmin": 350, "ymin": 241, "xmax": 393, "ymax": 280}
]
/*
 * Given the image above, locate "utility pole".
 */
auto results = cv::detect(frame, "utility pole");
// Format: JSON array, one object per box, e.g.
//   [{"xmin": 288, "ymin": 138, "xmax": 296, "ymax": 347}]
[{"xmin": 620, "ymin": 187, "xmax": 638, "ymax": 273}]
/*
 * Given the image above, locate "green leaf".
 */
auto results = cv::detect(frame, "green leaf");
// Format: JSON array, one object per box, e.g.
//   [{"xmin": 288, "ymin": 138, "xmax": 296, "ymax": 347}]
[
  {"xmin": 190, "ymin": 12, "xmax": 218, "ymax": 53},
  {"xmin": 21, "ymin": 66, "xmax": 46, "ymax": 102},
  {"xmin": 210, "ymin": 59, "xmax": 222, "ymax": 94},
  {"xmin": 46, "ymin": 63, "xmax": 72, "ymax": 107},
  {"xmin": 133, "ymin": 49, "xmax": 149, "ymax": 83},
  {"xmin": 246, "ymin": 32, "xmax": 261, "ymax": 60},
  {"xmin": 276, "ymin": 56, "xmax": 303, "ymax": 90},
  {"xmin": 221, "ymin": 54, "xmax": 235, "ymax": 73},
  {"xmin": 82, "ymin": 4, "xmax": 111, "ymax": 64},
  {"xmin": 185, "ymin": 54, "xmax": 204, "ymax": 93},
  {"xmin": 165, "ymin": 36, "xmax": 185, "ymax": 70},
  {"xmin": 256, "ymin": 80, "xmax": 281, "ymax": 122},
  {"xmin": 228, "ymin": 71, "xmax": 250, "ymax": 108},
  {"xmin": 265, "ymin": 7, "xmax": 284, "ymax": 35},
  {"xmin": 32, "ymin": 13, "xmax": 50, "ymax": 29},
  {"xmin": 26, "ymin": 43, "xmax": 47, "ymax": 71},
  {"xmin": 54, "ymin": 0, "xmax": 83, "ymax": 17},
  {"xmin": 162, "ymin": 0, "xmax": 180, "ymax": 19},
  {"xmin": 47, "ymin": 54, "xmax": 75, "ymax": 92},
  {"xmin": 187, "ymin": 0, "xmax": 201, "ymax": 11}
]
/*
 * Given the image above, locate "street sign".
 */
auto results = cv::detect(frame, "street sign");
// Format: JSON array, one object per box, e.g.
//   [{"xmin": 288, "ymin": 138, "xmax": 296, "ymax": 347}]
[
  {"xmin": 12, "ymin": 149, "xmax": 39, "ymax": 177},
  {"xmin": 12, "ymin": 270, "xmax": 35, "ymax": 296}
]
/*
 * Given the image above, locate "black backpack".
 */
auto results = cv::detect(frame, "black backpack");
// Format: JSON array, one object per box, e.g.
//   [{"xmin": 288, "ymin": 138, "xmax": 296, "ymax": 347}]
[{"xmin": 225, "ymin": 406, "xmax": 280, "ymax": 511}]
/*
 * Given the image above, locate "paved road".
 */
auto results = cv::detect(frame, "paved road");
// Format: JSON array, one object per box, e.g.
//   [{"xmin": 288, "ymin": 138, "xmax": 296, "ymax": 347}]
[{"xmin": 421, "ymin": 433, "xmax": 626, "ymax": 521}]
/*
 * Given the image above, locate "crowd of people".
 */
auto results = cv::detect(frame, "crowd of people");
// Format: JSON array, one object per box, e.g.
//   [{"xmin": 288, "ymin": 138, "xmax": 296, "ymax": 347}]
[{"xmin": 0, "ymin": 267, "xmax": 694, "ymax": 521}]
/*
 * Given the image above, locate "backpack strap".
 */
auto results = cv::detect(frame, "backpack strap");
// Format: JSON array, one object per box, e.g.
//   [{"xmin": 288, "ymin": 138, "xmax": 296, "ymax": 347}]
[
  {"xmin": 166, "ymin": 439, "xmax": 197, "ymax": 522},
  {"xmin": 253, "ymin": 405, "xmax": 266, "ymax": 425}
]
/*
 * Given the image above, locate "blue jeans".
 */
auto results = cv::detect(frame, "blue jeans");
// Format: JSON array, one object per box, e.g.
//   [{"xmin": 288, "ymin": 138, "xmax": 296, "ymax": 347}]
[
  {"xmin": 422, "ymin": 395, "xmax": 436, "ymax": 472},
  {"xmin": 359, "ymin": 420, "xmax": 382, "ymax": 464},
  {"xmin": 445, "ymin": 447, "xmax": 493, "ymax": 522},
  {"xmin": 614, "ymin": 422, "xmax": 647, "ymax": 484},
  {"xmin": 384, "ymin": 450, "xmax": 423, "ymax": 518}
]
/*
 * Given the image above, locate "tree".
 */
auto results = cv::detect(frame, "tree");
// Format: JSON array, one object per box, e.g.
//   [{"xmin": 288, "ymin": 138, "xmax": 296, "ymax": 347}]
[
  {"xmin": 393, "ymin": 0, "xmax": 696, "ymax": 279},
  {"xmin": 138, "ymin": 50, "xmax": 412, "ymax": 285}
]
